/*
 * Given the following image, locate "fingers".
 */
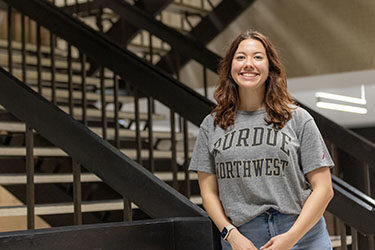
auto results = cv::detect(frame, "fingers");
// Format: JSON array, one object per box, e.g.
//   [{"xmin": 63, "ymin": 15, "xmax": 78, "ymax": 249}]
[{"xmin": 260, "ymin": 239, "xmax": 273, "ymax": 249}]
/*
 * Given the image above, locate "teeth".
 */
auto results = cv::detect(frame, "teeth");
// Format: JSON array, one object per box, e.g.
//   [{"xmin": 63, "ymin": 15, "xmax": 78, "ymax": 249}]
[{"xmin": 241, "ymin": 73, "xmax": 257, "ymax": 77}]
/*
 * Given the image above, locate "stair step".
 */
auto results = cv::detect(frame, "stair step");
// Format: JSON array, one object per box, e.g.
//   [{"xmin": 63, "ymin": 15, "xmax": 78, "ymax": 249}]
[
  {"xmin": 0, "ymin": 147, "xmax": 190, "ymax": 158},
  {"xmin": 0, "ymin": 52, "xmax": 115, "ymax": 79},
  {"xmin": 0, "ymin": 173, "xmax": 102, "ymax": 184},
  {"xmin": 1, "ymin": 38, "xmax": 168, "ymax": 62},
  {"xmin": 0, "ymin": 172, "xmax": 198, "ymax": 185},
  {"xmin": 8, "ymin": 68, "xmax": 113, "ymax": 88},
  {"xmin": 0, "ymin": 52, "xmax": 81, "ymax": 70},
  {"xmin": 0, "ymin": 199, "xmax": 129, "ymax": 216},
  {"xmin": 0, "ymin": 39, "xmax": 67, "ymax": 57},
  {"xmin": 330, "ymin": 235, "xmax": 352, "ymax": 248},
  {"xmin": 0, "ymin": 121, "xmax": 183, "ymax": 140},
  {"xmin": 0, "ymin": 105, "xmax": 165, "ymax": 121},
  {"xmin": 30, "ymin": 86, "xmax": 133, "ymax": 103},
  {"xmin": 0, "ymin": 196, "xmax": 201, "ymax": 216}
]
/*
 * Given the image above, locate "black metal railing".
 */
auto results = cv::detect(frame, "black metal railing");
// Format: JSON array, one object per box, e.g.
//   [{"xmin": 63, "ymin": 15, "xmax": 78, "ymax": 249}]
[
  {"xmin": 56, "ymin": 1, "xmax": 375, "ymax": 248},
  {"xmin": 64, "ymin": 0, "xmax": 374, "ymax": 194},
  {"xmin": 1, "ymin": 0, "xmax": 374, "ymax": 249},
  {"xmin": 0, "ymin": 217, "xmax": 215, "ymax": 250},
  {"xmin": 1, "ymin": 0, "xmax": 212, "ymax": 232},
  {"xmin": 0, "ymin": 66, "xmax": 208, "ymax": 220}
]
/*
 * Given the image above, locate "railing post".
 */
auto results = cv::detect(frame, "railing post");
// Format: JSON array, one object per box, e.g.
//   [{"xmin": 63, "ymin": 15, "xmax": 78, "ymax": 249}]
[
  {"xmin": 36, "ymin": 24, "xmax": 42, "ymax": 94},
  {"xmin": 20, "ymin": 11, "xmax": 36, "ymax": 230},
  {"xmin": 174, "ymin": 51, "xmax": 184, "ymax": 133},
  {"xmin": 80, "ymin": 52, "xmax": 87, "ymax": 125},
  {"xmin": 147, "ymin": 96, "xmax": 154, "ymax": 173},
  {"xmin": 96, "ymin": 5, "xmax": 108, "ymax": 141},
  {"xmin": 134, "ymin": 90, "xmax": 142, "ymax": 164},
  {"xmin": 21, "ymin": 13, "xmax": 26, "ymax": 83},
  {"xmin": 7, "ymin": 5, "xmax": 13, "ymax": 75},
  {"xmin": 170, "ymin": 110, "xmax": 178, "ymax": 190},
  {"xmin": 25, "ymin": 124, "xmax": 35, "ymax": 229},
  {"xmin": 203, "ymin": 65, "xmax": 208, "ymax": 98},
  {"xmin": 159, "ymin": 13, "xmax": 165, "ymax": 50},
  {"xmin": 100, "ymin": 66, "xmax": 107, "ymax": 140},
  {"xmin": 123, "ymin": 198, "xmax": 132, "ymax": 222},
  {"xmin": 113, "ymin": 74, "xmax": 120, "ymax": 148},
  {"xmin": 183, "ymin": 118, "xmax": 191, "ymax": 198},
  {"xmin": 67, "ymin": 44, "xmax": 74, "ymax": 116},
  {"xmin": 73, "ymin": 160, "xmax": 82, "ymax": 225},
  {"xmin": 363, "ymin": 162, "xmax": 374, "ymax": 198},
  {"xmin": 148, "ymin": 32, "xmax": 153, "ymax": 63},
  {"xmin": 71, "ymin": 48, "xmax": 84, "ymax": 226},
  {"xmin": 50, "ymin": 27, "xmax": 56, "ymax": 105},
  {"xmin": 351, "ymin": 227, "xmax": 358, "ymax": 250},
  {"xmin": 339, "ymin": 220, "xmax": 348, "ymax": 250},
  {"xmin": 368, "ymin": 235, "xmax": 375, "ymax": 250}
]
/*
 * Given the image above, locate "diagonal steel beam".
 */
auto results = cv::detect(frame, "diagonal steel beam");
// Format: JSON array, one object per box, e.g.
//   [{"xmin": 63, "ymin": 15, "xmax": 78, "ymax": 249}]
[
  {"xmin": 156, "ymin": 0, "xmax": 256, "ymax": 74},
  {"xmin": 61, "ymin": 0, "xmax": 174, "ymax": 75},
  {"xmin": 61, "ymin": 0, "xmax": 253, "ymax": 75},
  {"xmin": 3, "ymin": 0, "xmax": 213, "ymax": 218},
  {"xmin": 100, "ymin": 0, "xmax": 221, "ymax": 73}
]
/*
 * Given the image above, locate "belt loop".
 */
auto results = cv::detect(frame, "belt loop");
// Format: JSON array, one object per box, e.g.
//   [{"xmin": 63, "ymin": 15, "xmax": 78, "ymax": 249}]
[{"xmin": 264, "ymin": 211, "xmax": 270, "ymax": 220}]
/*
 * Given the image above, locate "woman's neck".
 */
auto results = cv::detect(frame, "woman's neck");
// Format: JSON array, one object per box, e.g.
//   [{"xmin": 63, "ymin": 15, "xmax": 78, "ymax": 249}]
[{"xmin": 238, "ymin": 87, "xmax": 265, "ymax": 111}]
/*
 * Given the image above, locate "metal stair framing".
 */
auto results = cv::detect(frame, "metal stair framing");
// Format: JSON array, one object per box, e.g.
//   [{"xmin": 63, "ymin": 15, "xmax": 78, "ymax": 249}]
[
  {"xmin": 1, "ymin": 1, "xmax": 374, "ymax": 249},
  {"xmin": 0, "ymin": 30, "xmax": 196, "ymax": 228}
]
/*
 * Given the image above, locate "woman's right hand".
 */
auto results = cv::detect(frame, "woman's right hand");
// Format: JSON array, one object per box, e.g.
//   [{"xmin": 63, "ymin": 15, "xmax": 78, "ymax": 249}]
[{"xmin": 227, "ymin": 229, "xmax": 258, "ymax": 250}]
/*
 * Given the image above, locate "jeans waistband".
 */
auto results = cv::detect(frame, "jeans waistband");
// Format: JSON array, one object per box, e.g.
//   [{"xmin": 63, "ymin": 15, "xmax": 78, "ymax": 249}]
[{"xmin": 263, "ymin": 207, "xmax": 280, "ymax": 216}]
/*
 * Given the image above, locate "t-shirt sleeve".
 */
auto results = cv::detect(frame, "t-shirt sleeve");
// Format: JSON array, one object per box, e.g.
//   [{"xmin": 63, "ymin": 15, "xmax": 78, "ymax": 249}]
[
  {"xmin": 188, "ymin": 123, "xmax": 216, "ymax": 174},
  {"xmin": 299, "ymin": 119, "xmax": 335, "ymax": 174}
]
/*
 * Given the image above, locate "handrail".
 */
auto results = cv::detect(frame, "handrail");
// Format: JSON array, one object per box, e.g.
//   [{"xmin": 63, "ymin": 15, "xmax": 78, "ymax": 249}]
[
  {"xmin": 328, "ymin": 176, "xmax": 375, "ymax": 234},
  {"xmin": 0, "ymin": 67, "xmax": 207, "ymax": 219},
  {"xmin": 298, "ymin": 103, "xmax": 375, "ymax": 168},
  {"xmin": 0, "ymin": 217, "xmax": 215, "ymax": 249}
]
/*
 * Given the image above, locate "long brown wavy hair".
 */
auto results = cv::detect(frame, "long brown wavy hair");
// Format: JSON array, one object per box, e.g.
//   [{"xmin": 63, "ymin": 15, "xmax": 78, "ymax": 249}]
[{"xmin": 212, "ymin": 30, "xmax": 296, "ymax": 130}]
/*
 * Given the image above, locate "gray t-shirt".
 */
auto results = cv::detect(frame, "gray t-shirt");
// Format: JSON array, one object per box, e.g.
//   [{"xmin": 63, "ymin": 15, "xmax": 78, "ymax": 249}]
[{"xmin": 189, "ymin": 106, "xmax": 334, "ymax": 227}]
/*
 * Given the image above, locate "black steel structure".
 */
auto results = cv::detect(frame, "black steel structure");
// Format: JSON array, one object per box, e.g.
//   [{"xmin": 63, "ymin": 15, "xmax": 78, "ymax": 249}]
[
  {"xmin": 0, "ymin": 217, "xmax": 214, "ymax": 250},
  {"xmin": 0, "ymin": 0, "xmax": 374, "ymax": 249}
]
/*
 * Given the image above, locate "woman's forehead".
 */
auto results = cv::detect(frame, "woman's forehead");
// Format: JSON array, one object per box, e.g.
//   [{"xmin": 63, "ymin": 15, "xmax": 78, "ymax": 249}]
[{"xmin": 235, "ymin": 39, "xmax": 266, "ymax": 54}]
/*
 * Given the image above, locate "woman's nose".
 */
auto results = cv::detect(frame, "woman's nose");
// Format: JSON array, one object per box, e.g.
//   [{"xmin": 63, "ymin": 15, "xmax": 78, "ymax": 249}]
[{"xmin": 244, "ymin": 58, "xmax": 254, "ymax": 68}]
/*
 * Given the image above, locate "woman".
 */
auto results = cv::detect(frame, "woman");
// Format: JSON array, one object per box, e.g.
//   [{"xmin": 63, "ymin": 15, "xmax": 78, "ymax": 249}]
[{"xmin": 189, "ymin": 30, "xmax": 334, "ymax": 250}]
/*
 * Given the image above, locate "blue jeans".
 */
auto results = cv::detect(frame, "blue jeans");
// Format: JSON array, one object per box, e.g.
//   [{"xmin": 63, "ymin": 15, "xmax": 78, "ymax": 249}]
[{"xmin": 221, "ymin": 208, "xmax": 332, "ymax": 250}]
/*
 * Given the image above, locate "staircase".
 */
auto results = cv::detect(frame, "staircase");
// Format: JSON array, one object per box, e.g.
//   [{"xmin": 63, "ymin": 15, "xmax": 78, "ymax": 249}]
[
  {"xmin": 0, "ymin": 31, "xmax": 200, "ymax": 225},
  {"xmin": 0, "ymin": 0, "xmax": 374, "ymax": 249}
]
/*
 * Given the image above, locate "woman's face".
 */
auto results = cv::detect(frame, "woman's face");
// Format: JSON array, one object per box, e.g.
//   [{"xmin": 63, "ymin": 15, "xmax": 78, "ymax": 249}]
[{"xmin": 230, "ymin": 39, "xmax": 269, "ymax": 92}]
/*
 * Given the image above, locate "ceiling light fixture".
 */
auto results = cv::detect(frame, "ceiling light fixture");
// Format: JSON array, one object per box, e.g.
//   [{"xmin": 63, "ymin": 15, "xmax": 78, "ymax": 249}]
[{"xmin": 315, "ymin": 85, "xmax": 367, "ymax": 114}]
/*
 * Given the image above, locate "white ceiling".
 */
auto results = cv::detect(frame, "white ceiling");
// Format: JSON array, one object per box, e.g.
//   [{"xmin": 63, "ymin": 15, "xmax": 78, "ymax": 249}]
[
  {"xmin": 202, "ymin": 0, "xmax": 375, "ymax": 129},
  {"xmin": 288, "ymin": 70, "xmax": 375, "ymax": 128}
]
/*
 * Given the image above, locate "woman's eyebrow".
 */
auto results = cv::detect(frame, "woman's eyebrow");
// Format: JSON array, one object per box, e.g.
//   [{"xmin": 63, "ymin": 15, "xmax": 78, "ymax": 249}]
[
  {"xmin": 234, "ymin": 51, "xmax": 246, "ymax": 55},
  {"xmin": 254, "ymin": 51, "xmax": 266, "ymax": 55},
  {"xmin": 235, "ymin": 51, "xmax": 265, "ymax": 55}
]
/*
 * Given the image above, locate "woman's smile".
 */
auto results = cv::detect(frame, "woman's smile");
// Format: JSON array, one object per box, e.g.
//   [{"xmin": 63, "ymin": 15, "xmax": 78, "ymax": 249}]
[{"xmin": 231, "ymin": 39, "xmax": 269, "ymax": 91}]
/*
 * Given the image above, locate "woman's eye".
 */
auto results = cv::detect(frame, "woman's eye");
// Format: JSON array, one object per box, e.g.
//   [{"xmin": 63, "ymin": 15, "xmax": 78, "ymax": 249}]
[
  {"xmin": 236, "ymin": 55, "xmax": 245, "ymax": 60},
  {"xmin": 255, "ymin": 55, "xmax": 263, "ymax": 60}
]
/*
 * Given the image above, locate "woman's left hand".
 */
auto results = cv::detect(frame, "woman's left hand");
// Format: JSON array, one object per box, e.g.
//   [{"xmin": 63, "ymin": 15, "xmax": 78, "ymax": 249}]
[{"xmin": 260, "ymin": 232, "xmax": 296, "ymax": 250}]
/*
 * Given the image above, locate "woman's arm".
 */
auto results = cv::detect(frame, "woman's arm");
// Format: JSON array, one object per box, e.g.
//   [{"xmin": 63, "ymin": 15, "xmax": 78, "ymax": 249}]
[
  {"xmin": 198, "ymin": 171, "xmax": 257, "ymax": 250},
  {"xmin": 261, "ymin": 166, "xmax": 334, "ymax": 250}
]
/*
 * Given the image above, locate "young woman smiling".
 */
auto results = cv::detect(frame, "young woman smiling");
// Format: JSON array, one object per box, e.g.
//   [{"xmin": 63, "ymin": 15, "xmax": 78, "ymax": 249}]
[{"xmin": 189, "ymin": 30, "xmax": 334, "ymax": 250}]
